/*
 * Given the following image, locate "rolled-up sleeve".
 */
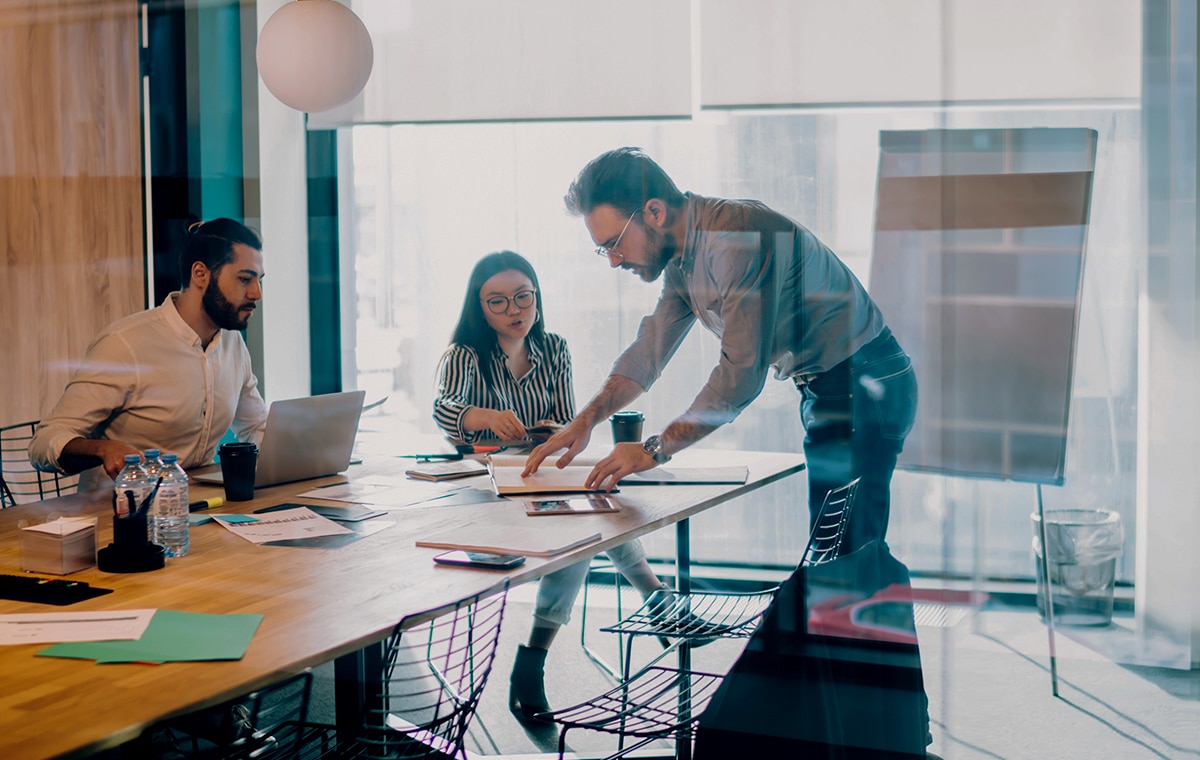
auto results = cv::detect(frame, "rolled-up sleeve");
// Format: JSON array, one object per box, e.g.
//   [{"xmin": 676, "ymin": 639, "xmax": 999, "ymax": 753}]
[
  {"xmin": 433, "ymin": 346, "xmax": 479, "ymax": 441},
  {"xmin": 230, "ymin": 359, "xmax": 268, "ymax": 447},
  {"xmin": 610, "ymin": 276, "xmax": 696, "ymax": 391},
  {"xmin": 29, "ymin": 333, "xmax": 137, "ymax": 474},
  {"xmin": 684, "ymin": 230, "xmax": 781, "ymax": 427}
]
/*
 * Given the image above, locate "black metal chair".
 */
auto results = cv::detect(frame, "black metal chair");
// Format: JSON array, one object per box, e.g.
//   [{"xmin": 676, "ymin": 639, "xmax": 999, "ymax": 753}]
[
  {"xmin": 278, "ymin": 584, "xmax": 509, "ymax": 759},
  {"xmin": 540, "ymin": 479, "xmax": 861, "ymax": 760},
  {"xmin": 151, "ymin": 670, "xmax": 315, "ymax": 759},
  {"xmin": 0, "ymin": 420, "xmax": 79, "ymax": 507}
]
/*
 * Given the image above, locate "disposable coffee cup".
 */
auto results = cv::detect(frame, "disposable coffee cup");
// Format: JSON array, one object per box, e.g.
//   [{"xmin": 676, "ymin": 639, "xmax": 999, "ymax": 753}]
[
  {"xmin": 218, "ymin": 442, "xmax": 258, "ymax": 501},
  {"xmin": 610, "ymin": 410, "xmax": 645, "ymax": 444}
]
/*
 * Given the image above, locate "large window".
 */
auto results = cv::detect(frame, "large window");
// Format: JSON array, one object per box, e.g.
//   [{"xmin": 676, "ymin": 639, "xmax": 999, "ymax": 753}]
[{"xmin": 337, "ymin": 103, "xmax": 1140, "ymax": 580}]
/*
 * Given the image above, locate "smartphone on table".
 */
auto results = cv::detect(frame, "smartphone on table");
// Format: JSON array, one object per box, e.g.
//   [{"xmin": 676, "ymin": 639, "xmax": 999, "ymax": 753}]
[{"xmin": 433, "ymin": 550, "xmax": 526, "ymax": 569}]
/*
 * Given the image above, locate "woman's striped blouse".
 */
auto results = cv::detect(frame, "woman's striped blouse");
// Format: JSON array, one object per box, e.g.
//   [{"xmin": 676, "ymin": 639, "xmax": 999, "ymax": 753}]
[{"xmin": 433, "ymin": 332, "xmax": 575, "ymax": 443}]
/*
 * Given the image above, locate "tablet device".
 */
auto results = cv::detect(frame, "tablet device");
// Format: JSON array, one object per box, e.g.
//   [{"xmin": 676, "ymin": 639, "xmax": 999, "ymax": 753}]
[{"xmin": 524, "ymin": 494, "xmax": 621, "ymax": 516}]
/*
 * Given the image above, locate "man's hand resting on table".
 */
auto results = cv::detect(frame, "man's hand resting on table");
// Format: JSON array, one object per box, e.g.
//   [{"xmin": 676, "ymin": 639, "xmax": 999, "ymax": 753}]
[
  {"xmin": 523, "ymin": 419, "xmax": 658, "ymax": 492},
  {"xmin": 583, "ymin": 442, "xmax": 657, "ymax": 492}
]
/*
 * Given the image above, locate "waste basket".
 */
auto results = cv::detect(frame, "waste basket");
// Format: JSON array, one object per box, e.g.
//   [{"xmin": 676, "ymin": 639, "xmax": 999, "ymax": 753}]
[{"xmin": 1031, "ymin": 509, "xmax": 1123, "ymax": 626}]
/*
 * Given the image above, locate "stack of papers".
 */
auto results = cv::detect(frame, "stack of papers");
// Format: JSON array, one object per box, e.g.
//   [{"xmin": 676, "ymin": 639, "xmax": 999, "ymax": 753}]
[
  {"xmin": 20, "ymin": 518, "xmax": 96, "ymax": 575},
  {"xmin": 404, "ymin": 459, "xmax": 489, "ymax": 482}
]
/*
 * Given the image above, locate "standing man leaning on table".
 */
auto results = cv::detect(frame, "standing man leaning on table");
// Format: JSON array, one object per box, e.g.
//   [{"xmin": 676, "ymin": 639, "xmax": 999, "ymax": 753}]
[
  {"xmin": 527, "ymin": 148, "xmax": 938, "ymax": 757},
  {"xmin": 29, "ymin": 218, "xmax": 268, "ymax": 492},
  {"xmin": 524, "ymin": 146, "xmax": 918, "ymax": 557}
]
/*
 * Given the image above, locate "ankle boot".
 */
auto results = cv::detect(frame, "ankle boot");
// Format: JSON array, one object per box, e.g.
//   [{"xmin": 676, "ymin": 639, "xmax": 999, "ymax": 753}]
[{"xmin": 509, "ymin": 645, "xmax": 551, "ymax": 721}]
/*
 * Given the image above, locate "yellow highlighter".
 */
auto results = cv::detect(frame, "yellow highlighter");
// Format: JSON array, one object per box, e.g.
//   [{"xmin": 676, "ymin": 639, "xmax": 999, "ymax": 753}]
[{"xmin": 188, "ymin": 497, "xmax": 224, "ymax": 512}]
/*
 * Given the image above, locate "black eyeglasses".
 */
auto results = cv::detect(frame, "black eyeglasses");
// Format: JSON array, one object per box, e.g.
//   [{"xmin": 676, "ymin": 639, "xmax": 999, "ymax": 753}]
[
  {"xmin": 594, "ymin": 209, "xmax": 640, "ymax": 261},
  {"xmin": 482, "ymin": 290, "xmax": 536, "ymax": 314}
]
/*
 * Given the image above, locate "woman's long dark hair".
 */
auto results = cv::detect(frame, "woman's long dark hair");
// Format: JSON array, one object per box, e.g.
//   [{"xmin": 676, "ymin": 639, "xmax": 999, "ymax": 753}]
[{"xmin": 450, "ymin": 251, "xmax": 547, "ymax": 387}]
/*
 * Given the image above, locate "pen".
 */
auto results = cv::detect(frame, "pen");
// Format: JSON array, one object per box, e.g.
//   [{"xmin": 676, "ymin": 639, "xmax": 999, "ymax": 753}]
[
  {"xmin": 189, "ymin": 497, "xmax": 224, "ymax": 512},
  {"xmin": 136, "ymin": 476, "xmax": 163, "ymax": 518},
  {"xmin": 399, "ymin": 453, "xmax": 464, "ymax": 461}
]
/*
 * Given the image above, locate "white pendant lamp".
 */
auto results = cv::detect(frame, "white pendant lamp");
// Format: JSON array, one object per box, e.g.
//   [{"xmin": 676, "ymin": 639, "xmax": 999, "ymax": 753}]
[{"xmin": 256, "ymin": 0, "xmax": 374, "ymax": 113}]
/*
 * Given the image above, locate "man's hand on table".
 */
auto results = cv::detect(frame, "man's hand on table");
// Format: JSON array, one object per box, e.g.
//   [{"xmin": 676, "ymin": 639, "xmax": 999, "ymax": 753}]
[
  {"xmin": 522, "ymin": 419, "xmax": 593, "ymax": 475},
  {"xmin": 583, "ymin": 442, "xmax": 657, "ymax": 492}
]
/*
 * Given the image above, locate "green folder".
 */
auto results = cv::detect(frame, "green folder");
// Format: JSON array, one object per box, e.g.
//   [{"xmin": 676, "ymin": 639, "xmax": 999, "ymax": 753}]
[{"xmin": 37, "ymin": 610, "xmax": 263, "ymax": 664}]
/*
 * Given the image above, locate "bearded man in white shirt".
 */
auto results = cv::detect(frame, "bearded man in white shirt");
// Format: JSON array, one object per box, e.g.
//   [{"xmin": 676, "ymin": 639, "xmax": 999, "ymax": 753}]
[{"xmin": 29, "ymin": 218, "xmax": 269, "ymax": 492}]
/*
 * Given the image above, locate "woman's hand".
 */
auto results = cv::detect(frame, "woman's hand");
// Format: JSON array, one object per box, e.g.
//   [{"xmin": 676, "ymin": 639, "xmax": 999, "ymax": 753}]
[{"xmin": 488, "ymin": 410, "xmax": 527, "ymax": 441}]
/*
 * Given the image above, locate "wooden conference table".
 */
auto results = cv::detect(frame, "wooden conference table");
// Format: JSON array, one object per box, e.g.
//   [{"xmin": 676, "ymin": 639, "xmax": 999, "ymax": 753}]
[{"xmin": 0, "ymin": 448, "xmax": 804, "ymax": 759}]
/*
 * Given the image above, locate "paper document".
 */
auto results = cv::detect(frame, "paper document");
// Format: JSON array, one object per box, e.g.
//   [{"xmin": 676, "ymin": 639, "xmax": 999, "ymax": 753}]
[
  {"xmin": 487, "ymin": 455, "xmax": 749, "ymax": 494},
  {"xmin": 623, "ymin": 466, "xmax": 748, "ymax": 485},
  {"xmin": 0, "ymin": 609, "xmax": 155, "ymax": 645},
  {"xmin": 297, "ymin": 479, "xmax": 466, "ymax": 509},
  {"xmin": 215, "ymin": 506, "xmax": 352, "ymax": 544},
  {"xmin": 487, "ymin": 454, "xmax": 604, "ymax": 495},
  {"xmin": 404, "ymin": 459, "xmax": 489, "ymax": 481}
]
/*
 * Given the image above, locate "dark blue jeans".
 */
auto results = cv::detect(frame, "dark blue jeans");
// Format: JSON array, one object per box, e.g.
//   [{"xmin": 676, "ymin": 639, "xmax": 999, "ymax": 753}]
[{"xmin": 800, "ymin": 328, "xmax": 918, "ymax": 556}]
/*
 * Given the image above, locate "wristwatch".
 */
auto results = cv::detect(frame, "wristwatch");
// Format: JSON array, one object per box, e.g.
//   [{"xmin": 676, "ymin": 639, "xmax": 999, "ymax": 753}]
[{"xmin": 642, "ymin": 434, "xmax": 671, "ymax": 465}]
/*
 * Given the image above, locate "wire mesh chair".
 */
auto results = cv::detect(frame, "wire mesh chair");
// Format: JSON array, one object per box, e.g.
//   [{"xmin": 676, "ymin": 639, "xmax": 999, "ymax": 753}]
[
  {"xmin": 282, "ymin": 584, "xmax": 509, "ymax": 760},
  {"xmin": 152, "ymin": 670, "xmax": 315, "ymax": 759},
  {"xmin": 0, "ymin": 421, "xmax": 79, "ymax": 507},
  {"xmin": 540, "ymin": 479, "xmax": 861, "ymax": 760},
  {"xmin": 602, "ymin": 478, "xmax": 861, "ymax": 652}
]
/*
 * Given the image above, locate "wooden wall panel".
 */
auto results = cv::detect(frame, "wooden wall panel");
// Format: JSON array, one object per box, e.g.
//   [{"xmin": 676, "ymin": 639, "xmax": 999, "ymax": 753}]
[{"xmin": 0, "ymin": 0, "xmax": 144, "ymax": 428}]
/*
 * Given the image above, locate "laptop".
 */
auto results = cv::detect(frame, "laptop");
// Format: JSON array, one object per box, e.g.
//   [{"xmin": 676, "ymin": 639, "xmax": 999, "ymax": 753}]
[{"xmin": 191, "ymin": 390, "xmax": 366, "ymax": 488}]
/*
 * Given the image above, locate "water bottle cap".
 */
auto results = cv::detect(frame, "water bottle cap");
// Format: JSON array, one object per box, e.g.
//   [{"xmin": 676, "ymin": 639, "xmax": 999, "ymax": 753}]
[
  {"xmin": 124, "ymin": 454, "xmax": 142, "ymax": 464},
  {"xmin": 162, "ymin": 453, "xmax": 178, "ymax": 463},
  {"xmin": 144, "ymin": 448, "xmax": 161, "ymax": 457}
]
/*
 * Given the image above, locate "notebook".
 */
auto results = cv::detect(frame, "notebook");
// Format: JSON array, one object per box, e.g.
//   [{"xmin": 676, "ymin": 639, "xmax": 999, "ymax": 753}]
[
  {"xmin": 405, "ymin": 459, "xmax": 489, "ymax": 482},
  {"xmin": 415, "ymin": 526, "xmax": 602, "ymax": 557},
  {"xmin": 191, "ymin": 390, "xmax": 366, "ymax": 488}
]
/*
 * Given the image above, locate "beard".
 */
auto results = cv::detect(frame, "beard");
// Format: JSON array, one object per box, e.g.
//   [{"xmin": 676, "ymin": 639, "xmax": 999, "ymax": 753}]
[
  {"xmin": 629, "ymin": 225, "xmax": 677, "ymax": 283},
  {"xmin": 202, "ymin": 276, "xmax": 251, "ymax": 330}
]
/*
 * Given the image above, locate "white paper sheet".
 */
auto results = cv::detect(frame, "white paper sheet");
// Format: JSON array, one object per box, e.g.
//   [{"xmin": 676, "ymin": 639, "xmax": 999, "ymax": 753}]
[
  {"xmin": 0, "ymin": 609, "xmax": 155, "ymax": 645},
  {"xmin": 215, "ymin": 507, "xmax": 353, "ymax": 544},
  {"xmin": 296, "ymin": 480, "xmax": 467, "ymax": 509}
]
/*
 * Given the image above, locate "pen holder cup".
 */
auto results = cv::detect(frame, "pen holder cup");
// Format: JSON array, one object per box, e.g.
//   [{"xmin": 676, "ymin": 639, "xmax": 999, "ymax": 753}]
[{"xmin": 98, "ymin": 511, "xmax": 165, "ymax": 573}]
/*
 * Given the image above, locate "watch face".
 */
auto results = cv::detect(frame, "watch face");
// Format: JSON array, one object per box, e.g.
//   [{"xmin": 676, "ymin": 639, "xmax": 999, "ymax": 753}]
[{"xmin": 644, "ymin": 435, "xmax": 666, "ymax": 462}]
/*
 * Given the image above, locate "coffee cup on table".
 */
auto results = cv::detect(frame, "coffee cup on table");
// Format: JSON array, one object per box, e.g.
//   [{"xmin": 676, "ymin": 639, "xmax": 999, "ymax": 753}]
[
  {"xmin": 610, "ymin": 410, "xmax": 645, "ymax": 444},
  {"xmin": 218, "ymin": 441, "xmax": 258, "ymax": 501}
]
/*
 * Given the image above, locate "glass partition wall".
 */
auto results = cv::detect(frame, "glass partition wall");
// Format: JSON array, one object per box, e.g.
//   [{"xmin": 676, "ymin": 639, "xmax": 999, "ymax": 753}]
[{"xmin": 320, "ymin": 1, "xmax": 1196, "ymax": 756}]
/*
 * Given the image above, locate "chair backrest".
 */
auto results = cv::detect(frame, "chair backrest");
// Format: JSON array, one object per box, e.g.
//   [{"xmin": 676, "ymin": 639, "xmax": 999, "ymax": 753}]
[
  {"xmin": 800, "ymin": 478, "xmax": 860, "ymax": 568},
  {"xmin": 0, "ymin": 421, "xmax": 79, "ymax": 507},
  {"xmin": 359, "ymin": 584, "xmax": 509, "ymax": 759}
]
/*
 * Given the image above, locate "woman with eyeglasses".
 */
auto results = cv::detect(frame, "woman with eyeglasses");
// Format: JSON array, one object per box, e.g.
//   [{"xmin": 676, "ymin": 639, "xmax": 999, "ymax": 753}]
[{"xmin": 434, "ymin": 251, "xmax": 670, "ymax": 722}]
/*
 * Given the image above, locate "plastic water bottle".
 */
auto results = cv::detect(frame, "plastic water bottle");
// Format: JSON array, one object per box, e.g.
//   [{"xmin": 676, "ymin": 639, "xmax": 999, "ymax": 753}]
[
  {"xmin": 151, "ymin": 453, "xmax": 190, "ymax": 557},
  {"xmin": 142, "ymin": 448, "xmax": 163, "ymax": 485},
  {"xmin": 113, "ymin": 453, "xmax": 149, "ymax": 517}
]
